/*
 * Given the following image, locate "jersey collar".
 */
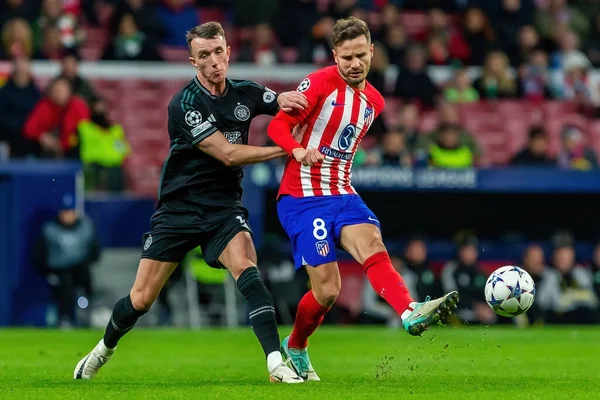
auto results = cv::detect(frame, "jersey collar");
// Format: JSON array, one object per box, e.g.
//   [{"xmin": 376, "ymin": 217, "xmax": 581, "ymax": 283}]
[{"xmin": 193, "ymin": 75, "xmax": 230, "ymax": 98}]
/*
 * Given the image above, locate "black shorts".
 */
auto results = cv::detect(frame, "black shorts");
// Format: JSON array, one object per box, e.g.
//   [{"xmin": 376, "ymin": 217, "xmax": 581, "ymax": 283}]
[{"xmin": 140, "ymin": 195, "xmax": 252, "ymax": 268}]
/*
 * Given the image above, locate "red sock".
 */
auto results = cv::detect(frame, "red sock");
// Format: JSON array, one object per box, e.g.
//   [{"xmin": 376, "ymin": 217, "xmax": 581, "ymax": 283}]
[
  {"xmin": 289, "ymin": 291, "xmax": 329, "ymax": 349},
  {"xmin": 363, "ymin": 252, "xmax": 415, "ymax": 315}
]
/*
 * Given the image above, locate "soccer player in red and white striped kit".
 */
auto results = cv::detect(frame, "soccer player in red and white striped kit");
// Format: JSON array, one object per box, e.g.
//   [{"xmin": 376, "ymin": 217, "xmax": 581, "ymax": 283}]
[{"xmin": 268, "ymin": 17, "xmax": 459, "ymax": 381}]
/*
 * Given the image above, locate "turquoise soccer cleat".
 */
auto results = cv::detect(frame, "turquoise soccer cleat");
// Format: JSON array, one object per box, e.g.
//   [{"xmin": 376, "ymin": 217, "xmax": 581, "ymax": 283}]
[
  {"xmin": 402, "ymin": 291, "xmax": 460, "ymax": 336},
  {"xmin": 281, "ymin": 336, "xmax": 320, "ymax": 381}
]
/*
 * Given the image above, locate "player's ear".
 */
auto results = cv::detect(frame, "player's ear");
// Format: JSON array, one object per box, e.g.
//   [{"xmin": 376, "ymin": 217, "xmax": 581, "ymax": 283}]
[
  {"xmin": 332, "ymin": 48, "xmax": 338, "ymax": 64},
  {"xmin": 188, "ymin": 56, "xmax": 196, "ymax": 69},
  {"xmin": 370, "ymin": 43, "xmax": 374, "ymax": 58},
  {"xmin": 226, "ymin": 46, "xmax": 231, "ymax": 61}
]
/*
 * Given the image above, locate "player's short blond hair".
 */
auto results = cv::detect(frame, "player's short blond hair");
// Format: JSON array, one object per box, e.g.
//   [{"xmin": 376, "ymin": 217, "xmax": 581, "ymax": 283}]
[
  {"xmin": 186, "ymin": 22, "xmax": 226, "ymax": 52},
  {"xmin": 331, "ymin": 17, "xmax": 371, "ymax": 48}
]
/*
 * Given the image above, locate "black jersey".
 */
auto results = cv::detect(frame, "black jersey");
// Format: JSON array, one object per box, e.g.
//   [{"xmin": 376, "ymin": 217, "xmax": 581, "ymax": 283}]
[{"xmin": 158, "ymin": 76, "xmax": 279, "ymax": 206}]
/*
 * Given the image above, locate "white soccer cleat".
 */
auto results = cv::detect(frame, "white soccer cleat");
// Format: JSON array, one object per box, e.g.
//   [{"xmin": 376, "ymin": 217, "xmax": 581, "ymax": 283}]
[
  {"xmin": 269, "ymin": 362, "xmax": 304, "ymax": 384},
  {"xmin": 74, "ymin": 339, "xmax": 115, "ymax": 380}
]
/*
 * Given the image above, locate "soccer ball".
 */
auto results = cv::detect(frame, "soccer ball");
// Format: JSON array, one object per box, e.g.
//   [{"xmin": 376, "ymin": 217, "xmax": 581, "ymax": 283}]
[{"xmin": 484, "ymin": 266, "xmax": 536, "ymax": 317}]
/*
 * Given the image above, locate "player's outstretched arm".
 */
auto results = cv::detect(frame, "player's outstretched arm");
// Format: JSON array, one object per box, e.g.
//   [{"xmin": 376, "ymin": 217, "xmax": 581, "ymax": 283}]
[{"xmin": 196, "ymin": 129, "xmax": 286, "ymax": 166}]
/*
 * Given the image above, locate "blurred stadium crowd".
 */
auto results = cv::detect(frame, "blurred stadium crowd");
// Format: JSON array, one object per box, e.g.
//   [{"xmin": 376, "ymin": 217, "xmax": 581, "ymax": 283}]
[
  {"xmin": 2, "ymin": 1, "xmax": 600, "ymax": 184},
  {"xmin": 1, "ymin": 0, "xmax": 600, "ymax": 327}
]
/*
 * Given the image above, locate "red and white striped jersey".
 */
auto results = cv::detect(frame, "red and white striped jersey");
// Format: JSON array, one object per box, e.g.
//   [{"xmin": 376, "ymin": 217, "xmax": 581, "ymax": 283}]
[{"xmin": 271, "ymin": 65, "xmax": 385, "ymax": 198}]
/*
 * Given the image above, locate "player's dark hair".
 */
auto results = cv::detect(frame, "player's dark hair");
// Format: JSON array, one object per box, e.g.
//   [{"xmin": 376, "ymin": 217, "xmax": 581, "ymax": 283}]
[
  {"xmin": 331, "ymin": 17, "xmax": 371, "ymax": 48},
  {"xmin": 186, "ymin": 22, "xmax": 226, "ymax": 51}
]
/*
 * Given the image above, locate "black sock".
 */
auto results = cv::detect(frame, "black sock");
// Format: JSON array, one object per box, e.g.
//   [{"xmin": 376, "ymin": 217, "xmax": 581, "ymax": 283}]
[
  {"xmin": 103, "ymin": 294, "xmax": 148, "ymax": 348},
  {"xmin": 237, "ymin": 267, "xmax": 280, "ymax": 357}
]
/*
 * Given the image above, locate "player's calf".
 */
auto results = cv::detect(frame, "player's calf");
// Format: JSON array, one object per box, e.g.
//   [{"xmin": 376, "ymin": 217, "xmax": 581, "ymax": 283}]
[{"xmin": 235, "ymin": 266, "xmax": 291, "ymax": 374}]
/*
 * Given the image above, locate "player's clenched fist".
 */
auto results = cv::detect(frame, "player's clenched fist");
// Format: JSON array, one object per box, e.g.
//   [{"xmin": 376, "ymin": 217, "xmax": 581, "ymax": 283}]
[{"xmin": 292, "ymin": 148, "xmax": 324, "ymax": 166}]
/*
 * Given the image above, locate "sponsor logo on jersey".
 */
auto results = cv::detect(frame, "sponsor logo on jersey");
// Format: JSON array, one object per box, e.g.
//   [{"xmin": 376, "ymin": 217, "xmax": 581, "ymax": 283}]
[
  {"xmin": 316, "ymin": 240, "xmax": 330, "ymax": 257},
  {"xmin": 207, "ymin": 114, "xmax": 216, "ymax": 123},
  {"xmin": 263, "ymin": 89, "xmax": 276, "ymax": 103},
  {"xmin": 234, "ymin": 104, "xmax": 250, "ymax": 121},
  {"xmin": 338, "ymin": 124, "xmax": 356, "ymax": 151},
  {"xmin": 185, "ymin": 110, "xmax": 202, "ymax": 126},
  {"xmin": 223, "ymin": 131, "xmax": 242, "ymax": 144},
  {"xmin": 319, "ymin": 146, "xmax": 353, "ymax": 160},
  {"xmin": 191, "ymin": 121, "xmax": 212, "ymax": 137},
  {"xmin": 297, "ymin": 78, "xmax": 310, "ymax": 93}
]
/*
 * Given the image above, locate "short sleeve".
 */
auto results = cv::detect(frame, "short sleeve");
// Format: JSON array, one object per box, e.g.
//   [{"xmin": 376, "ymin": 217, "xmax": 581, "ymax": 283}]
[
  {"xmin": 251, "ymin": 83, "xmax": 280, "ymax": 117},
  {"xmin": 169, "ymin": 100, "xmax": 217, "ymax": 146}
]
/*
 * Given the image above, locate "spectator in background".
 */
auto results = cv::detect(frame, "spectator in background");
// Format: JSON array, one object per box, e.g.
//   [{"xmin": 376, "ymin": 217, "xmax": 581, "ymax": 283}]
[
  {"xmin": 584, "ymin": 13, "xmax": 600, "ymax": 68},
  {"xmin": 403, "ymin": 235, "xmax": 442, "ymax": 300},
  {"xmin": 1, "ymin": 18, "xmax": 34, "ymax": 59},
  {"xmin": 102, "ymin": 13, "xmax": 162, "ymax": 61},
  {"xmin": 415, "ymin": 102, "xmax": 480, "ymax": 161},
  {"xmin": 383, "ymin": 23, "xmax": 408, "ymax": 66},
  {"xmin": 368, "ymin": 128, "xmax": 412, "ymax": 167},
  {"xmin": 299, "ymin": 14, "xmax": 334, "ymax": 65},
  {"xmin": 326, "ymin": 0, "xmax": 357, "ymax": 20},
  {"xmin": 34, "ymin": 25, "xmax": 66, "ymax": 60},
  {"xmin": 32, "ymin": 0, "xmax": 83, "ymax": 52},
  {"xmin": 520, "ymin": 244, "xmax": 551, "ymax": 325},
  {"xmin": 234, "ymin": 0, "xmax": 278, "ymax": 28},
  {"xmin": 511, "ymin": 24, "xmax": 540, "ymax": 67},
  {"xmin": 238, "ymin": 24, "xmax": 280, "ymax": 66},
  {"xmin": 444, "ymin": 67, "xmax": 479, "ymax": 103},
  {"xmin": 0, "ymin": 57, "xmax": 40, "ymax": 158},
  {"xmin": 535, "ymin": 0, "xmax": 589, "ymax": 43},
  {"xmin": 157, "ymin": 0, "xmax": 199, "ymax": 48},
  {"xmin": 426, "ymin": 33, "xmax": 452, "ymax": 66},
  {"xmin": 418, "ymin": 8, "xmax": 469, "ymax": 64},
  {"xmin": 78, "ymin": 98, "xmax": 130, "ymax": 193},
  {"xmin": 366, "ymin": 41, "xmax": 388, "ymax": 94},
  {"xmin": 427, "ymin": 123, "xmax": 474, "ymax": 169},
  {"xmin": 110, "ymin": 0, "xmax": 167, "ymax": 44},
  {"xmin": 511, "ymin": 126, "xmax": 556, "ymax": 166},
  {"xmin": 560, "ymin": 52, "xmax": 595, "ymax": 113},
  {"xmin": 461, "ymin": 7, "xmax": 496, "ymax": 66},
  {"xmin": 393, "ymin": 44, "xmax": 439, "ymax": 108},
  {"xmin": 474, "ymin": 51, "xmax": 517, "ymax": 99},
  {"xmin": 551, "ymin": 30, "xmax": 587, "ymax": 71},
  {"xmin": 23, "ymin": 76, "xmax": 89, "ymax": 159},
  {"xmin": 537, "ymin": 239, "xmax": 598, "ymax": 324},
  {"xmin": 557, "ymin": 124, "xmax": 598, "ymax": 170},
  {"xmin": 495, "ymin": 0, "xmax": 533, "ymax": 63},
  {"xmin": 441, "ymin": 234, "xmax": 493, "ymax": 324},
  {"xmin": 0, "ymin": 0, "xmax": 37, "ymax": 28},
  {"xmin": 33, "ymin": 193, "xmax": 100, "ymax": 328},
  {"xmin": 397, "ymin": 103, "xmax": 421, "ymax": 151},
  {"xmin": 60, "ymin": 51, "xmax": 97, "ymax": 105},
  {"xmin": 590, "ymin": 241, "xmax": 600, "ymax": 301},
  {"xmin": 517, "ymin": 48, "xmax": 553, "ymax": 100}
]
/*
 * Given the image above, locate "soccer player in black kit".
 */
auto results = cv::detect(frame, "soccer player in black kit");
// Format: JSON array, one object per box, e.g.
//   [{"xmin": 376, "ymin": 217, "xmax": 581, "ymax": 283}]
[{"xmin": 74, "ymin": 22, "xmax": 307, "ymax": 383}]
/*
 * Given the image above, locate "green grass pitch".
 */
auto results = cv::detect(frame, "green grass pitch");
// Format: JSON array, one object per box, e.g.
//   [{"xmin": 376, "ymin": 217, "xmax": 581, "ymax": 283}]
[{"xmin": 0, "ymin": 326, "xmax": 598, "ymax": 399}]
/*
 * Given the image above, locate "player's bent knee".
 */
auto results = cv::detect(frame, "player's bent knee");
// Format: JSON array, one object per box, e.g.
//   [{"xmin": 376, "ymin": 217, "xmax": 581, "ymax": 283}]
[
  {"xmin": 130, "ymin": 289, "xmax": 156, "ymax": 312},
  {"xmin": 313, "ymin": 280, "xmax": 341, "ymax": 308},
  {"xmin": 228, "ymin": 262, "xmax": 257, "ymax": 280}
]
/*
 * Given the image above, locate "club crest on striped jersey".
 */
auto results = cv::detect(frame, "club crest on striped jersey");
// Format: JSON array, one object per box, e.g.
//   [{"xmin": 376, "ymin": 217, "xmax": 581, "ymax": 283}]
[
  {"xmin": 338, "ymin": 124, "xmax": 356, "ymax": 151},
  {"xmin": 316, "ymin": 240, "xmax": 330, "ymax": 257},
  {"xmin": 364, "ymin": 106, "xmax": 374, "ymax": 127}
]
